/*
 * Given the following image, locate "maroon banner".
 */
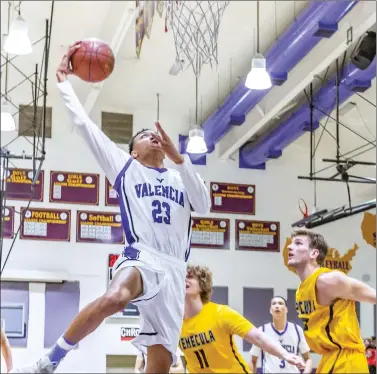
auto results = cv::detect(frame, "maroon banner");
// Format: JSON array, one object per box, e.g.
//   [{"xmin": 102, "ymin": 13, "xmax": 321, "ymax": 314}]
[
  {"xmin": 5, "ymin": 168, "xmax": 44, "ymax": 201},
  {"xmin": 20, "ymin": 207, "xmax": 71, "ymax": 242},
  {"xmin": 191, "ymin": 218, "xmax": 230, "ymax": 249},
  {"xmin": 105, "ymin": 178, "xmax": 119, "ymax": 206},
  {"xmin": 76, "ymin": 211, "xmax": 124, "ymax": 244},
  {"xmin": 210, "ymin": 182, "xmax": 255, "ymax": 215},
  {"xmin": 235, "ymin": 220, "xmax": 280, "ymax": 252},
  {"xmin": 2, "ymin": 206, "xmax": 15, "ymax": 239},
  {"xmin": 49, "ymin": 171, "xmax": 99, "ymax": 205}
]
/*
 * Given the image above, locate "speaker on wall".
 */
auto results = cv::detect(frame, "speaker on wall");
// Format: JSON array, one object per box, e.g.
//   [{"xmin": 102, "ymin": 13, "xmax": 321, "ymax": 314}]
[{"xmin": 351, "ymin": 31, "xmax": 376, "ymax": 70}]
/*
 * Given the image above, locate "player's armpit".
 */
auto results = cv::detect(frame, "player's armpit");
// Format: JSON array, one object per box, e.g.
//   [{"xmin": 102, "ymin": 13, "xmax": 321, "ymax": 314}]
[{"xmin": 316, "ymin": 271, "xmax": 376, "ymax": 304}]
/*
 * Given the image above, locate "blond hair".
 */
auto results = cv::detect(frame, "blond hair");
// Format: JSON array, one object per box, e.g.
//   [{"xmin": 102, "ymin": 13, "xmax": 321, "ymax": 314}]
[
  {"xmin": 291, "ymin": 228, "xmax": 329, "ymax": 265},
  {"xmin": 187, "ymin": 265, "xmax": 213, "ymax": 303}
]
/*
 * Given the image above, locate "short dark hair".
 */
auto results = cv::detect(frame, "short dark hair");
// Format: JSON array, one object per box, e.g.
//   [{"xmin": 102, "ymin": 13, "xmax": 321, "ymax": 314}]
[
  {"xmin": 128, "ymin": 128, "xmax": 151, "ymax": 154},
  {"xmin": 271, "ymin": 296, "xmax": 287, "ymax": 306}
]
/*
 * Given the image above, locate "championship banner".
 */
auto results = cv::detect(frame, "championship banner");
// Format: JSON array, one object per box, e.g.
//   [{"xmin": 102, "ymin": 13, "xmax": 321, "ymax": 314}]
[
  {"xmin": 235, "ymin": 220, "xmax": 280, "ymax": 252},
  {"xmin": 5, "ymin": 168, "xmax": 44, "ymax": 201},
  {"xmin": 144, "ymin": 0, "xmax": 155, "ymax": 39},
  {"xmin": 105, "ymin": 178, "xmax": 119, "ymax": 206},
  {"xmin": 191, "ymin": 218, "xmax": 230, "ymax": 250},
  {"xmin": 210, "ymin": 182, "xmax": 255, "ymax": 215},
  {"xmin": 156, "ymin": 0, "xmax": 164, "ymax": 17},
  {"xmin": 282, "ymin": 238, "xmax": 359, "ymax": 274},
  {"xmin": 76, "ymin": 211, "xmax": 124, "ymax": 244},
  {"xmin": 49, "ymin": 171, "xmax": 99, "ymax": 205},
  {"xmin": 20, "ymin": 207, "xmax": 71, "ymax": 242},
  {"xmin": 120, "ymin": 326, "xmax": 140, "ymax": 341},
  {"xmin": 361, "ymin": 212, "xmax": 376, "ymax": 248},
  {"xmin": 108, "ymin": 254, "xmax": 140, "ymax": 318},
  {"xmin": 135, "ymin": 2, "xmax": 145, "ymax": 58},
  {"xmin": 2, "ymin": 207, "xmax": 15, "ymax": 239}
]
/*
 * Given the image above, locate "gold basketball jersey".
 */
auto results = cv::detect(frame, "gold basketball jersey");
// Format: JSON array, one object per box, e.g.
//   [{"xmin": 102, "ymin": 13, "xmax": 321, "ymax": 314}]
[
  {"xmin": 295, "ymin": 267, "xmax": 365, "ymax": 354},
  {"xmin": 179, "ymin": 302, "xmax": 252, "ymax": 373}
]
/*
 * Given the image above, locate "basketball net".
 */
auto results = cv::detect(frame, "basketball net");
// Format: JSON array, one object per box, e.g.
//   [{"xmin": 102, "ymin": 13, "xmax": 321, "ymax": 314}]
[{"xmin": 165, "ymin": 1, "xmax": 229, "ymax": 76}]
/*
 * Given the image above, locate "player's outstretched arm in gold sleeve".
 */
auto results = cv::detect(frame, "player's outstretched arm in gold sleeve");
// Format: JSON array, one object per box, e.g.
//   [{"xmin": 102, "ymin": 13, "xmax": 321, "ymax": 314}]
[{"xmin": 316, "ymin": 271, "xmax": 376, "ymax": 305}]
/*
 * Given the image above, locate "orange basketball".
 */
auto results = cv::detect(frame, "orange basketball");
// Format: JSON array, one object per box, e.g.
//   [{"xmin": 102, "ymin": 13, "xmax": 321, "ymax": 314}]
[{"xmin": 70, "ymin": 39, "xmax": 115, "ymax": 83}]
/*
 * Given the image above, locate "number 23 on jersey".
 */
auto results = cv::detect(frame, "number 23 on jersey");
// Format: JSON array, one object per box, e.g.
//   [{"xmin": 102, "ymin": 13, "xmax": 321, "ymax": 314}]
[{"xmin": 152, "ymin": 200, "xmax": 171, "ymax": 224}]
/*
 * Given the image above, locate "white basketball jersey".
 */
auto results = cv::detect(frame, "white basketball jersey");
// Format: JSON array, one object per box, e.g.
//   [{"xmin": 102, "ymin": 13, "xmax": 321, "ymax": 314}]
[
  {"xmin": 250, "ymin": 322, "xmax": 310, "ymax": 373},
  {"xmin": 57, "ymin": 80, "xmax": 210, "ymax": 263},
  {"xmin": 113, "ymin": 158, "xmax": 192, "ymax": 261}
]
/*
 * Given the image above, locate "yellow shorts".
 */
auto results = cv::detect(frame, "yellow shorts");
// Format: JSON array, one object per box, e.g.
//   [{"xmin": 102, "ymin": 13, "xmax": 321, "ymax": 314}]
[{"xmin": 317, "ymin": 349, "xmax": 368, "ymax": 373}]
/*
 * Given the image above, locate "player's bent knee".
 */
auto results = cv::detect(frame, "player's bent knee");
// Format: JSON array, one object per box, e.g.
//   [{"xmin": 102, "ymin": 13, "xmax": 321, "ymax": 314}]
[{"xmin": 100, "ymin": 288, "xmax": 132, "ymax": 314}]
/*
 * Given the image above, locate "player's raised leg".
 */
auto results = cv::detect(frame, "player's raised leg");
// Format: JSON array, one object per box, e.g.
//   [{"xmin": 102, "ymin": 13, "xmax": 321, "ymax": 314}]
[
  {"xmin": 145, "ymin": 344, "xmax": 173, "ymax": 373},
  {"xmin": 11, "ymin": 267, "xmax": 143, "ymax": 373}
]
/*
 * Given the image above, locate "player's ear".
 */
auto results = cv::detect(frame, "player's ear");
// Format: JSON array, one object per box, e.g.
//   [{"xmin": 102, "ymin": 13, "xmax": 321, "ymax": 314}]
[
  {"xmin": 131, "ymin": 150, "xmax": 138, "ymax": 158},
  {"xmin": 310, "ymin": 247, "xmax": 319, "ymax": 260}
]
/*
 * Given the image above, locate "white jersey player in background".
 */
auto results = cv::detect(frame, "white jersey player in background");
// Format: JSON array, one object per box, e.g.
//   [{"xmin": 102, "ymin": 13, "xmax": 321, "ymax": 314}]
[
  {"xmin": 12, "ymin": 42, "xmax": 210, "ymax": 374},
  {"xmin": 249, "ymin": 296, "xmax": 312, "ymax": 374}
]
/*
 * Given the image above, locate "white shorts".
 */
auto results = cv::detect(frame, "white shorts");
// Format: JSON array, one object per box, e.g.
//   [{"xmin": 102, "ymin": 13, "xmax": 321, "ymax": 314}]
[{"xmin": 112, "ymin": 245, "xmax": 187, "ymax": 365}]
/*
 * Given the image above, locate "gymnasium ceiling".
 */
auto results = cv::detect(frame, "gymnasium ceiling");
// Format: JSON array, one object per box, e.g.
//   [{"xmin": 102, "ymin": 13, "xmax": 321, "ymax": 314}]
[{"xmin": 1, "ymin": 1, "xmax": 376, "ymax": 181}]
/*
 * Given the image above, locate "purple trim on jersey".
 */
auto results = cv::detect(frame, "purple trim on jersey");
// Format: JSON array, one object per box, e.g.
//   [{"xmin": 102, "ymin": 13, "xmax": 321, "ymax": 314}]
[
  {"xmin": 113, "ymin": 157, "xmax": 139, "ymax": 244},
  {"xmin": 114, "ymin": 157, "xmax": 134, "ymax": 191},
  {"xmin": 271, "ymin": 321, "xmax": 288, "ymax": 336},
  {"xmin": 144, "ymin": 165, "xmax": 168, "ymax": 173},
  {"xmin": 184, "ymin": 217, "xmax": 192, "ymax": 262},
  {"xmin": 293, "ymin": 323, "xmax": 300, "ymax": 355},
  {"xmin": 261, "ymin": 324, "xmax": 265, "ymax": 373}
]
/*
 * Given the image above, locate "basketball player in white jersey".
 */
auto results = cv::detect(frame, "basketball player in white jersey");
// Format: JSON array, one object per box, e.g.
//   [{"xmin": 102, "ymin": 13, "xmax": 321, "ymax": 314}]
[
  {"xmin": 249, "ymin": 296, "xmax": 312, "ymax": 373},
  {"xmin": 12, "ymin": 42, "xmax": 210, "ymax": 374},
  {"xmin": 1, "ymin": 327, "xmax": 13, "ymax": 373}
]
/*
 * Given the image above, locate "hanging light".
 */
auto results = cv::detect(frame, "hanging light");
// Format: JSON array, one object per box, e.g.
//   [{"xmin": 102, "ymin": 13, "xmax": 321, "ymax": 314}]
[
  {"xmin": 4, "ymin": 15, "xmax": 32, "ymax": 55},
  {"xmin": 245, "ymin": 54, "xmax": 272, "ymax": 90},
  {"xmin": 186, "ymin": 127, "xmax": 207, "ymax": 154},
  {"xmin": 1, "ymin": 100, "xmax": 16, "ymax": 132},
  {"xmin": 245, "ymin": 0, "xmax": 272, "ymax": 90}
]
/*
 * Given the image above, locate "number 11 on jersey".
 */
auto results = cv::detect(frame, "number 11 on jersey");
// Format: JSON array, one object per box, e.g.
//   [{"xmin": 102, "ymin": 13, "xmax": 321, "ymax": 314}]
[{"xmin": 194, "ymin": 349, "xmax": 209, "ymax": 369}]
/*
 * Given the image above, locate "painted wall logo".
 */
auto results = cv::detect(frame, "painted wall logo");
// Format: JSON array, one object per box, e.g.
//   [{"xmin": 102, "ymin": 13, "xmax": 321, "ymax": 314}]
[
  {"xmin": 120, "ymin": 326, "xmax": 140, "ymax": 341},
  {"xmin": 282, "ymin": 238, "xmax": 358, "ymax": 274},
  {"xmin": 361, "ymin": 212, "xmax": 376, "ymax": 248}
]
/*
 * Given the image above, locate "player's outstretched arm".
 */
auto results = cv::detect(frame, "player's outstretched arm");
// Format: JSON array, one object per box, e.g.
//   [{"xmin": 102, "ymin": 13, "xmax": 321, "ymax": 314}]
[
  {"xmin": 55, "ymin": 43, "xmax": 129, "ymax": 185},
  {"xmin": 316, "ymin": 271, "xmax": 376, "ymax": 304},
  {"xmin": 220, "ymin": 306, "xmax": 304, "ymax": 370},
  {"xmin": 245, "ymin": 327, "xmax": 304, "ymax": 369},
  {"xmin": 154, "ymin": 122, "xmax": 210, "ymax": 214}
]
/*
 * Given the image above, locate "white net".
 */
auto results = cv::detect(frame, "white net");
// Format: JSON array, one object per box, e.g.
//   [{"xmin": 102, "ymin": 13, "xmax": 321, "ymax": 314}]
[{"xmin": 165, "ymin": 1, "xmax": 229, "ymax": 76}]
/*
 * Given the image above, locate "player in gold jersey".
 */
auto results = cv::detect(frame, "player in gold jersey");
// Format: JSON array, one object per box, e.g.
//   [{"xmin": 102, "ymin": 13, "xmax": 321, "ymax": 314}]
[
  {"xmin": 180, "ymin": 265, "xmax": 304, "ymax": 373},
  {"xmin": 288, "ymin": 228, "xmax": 376, "ymax": 373}
]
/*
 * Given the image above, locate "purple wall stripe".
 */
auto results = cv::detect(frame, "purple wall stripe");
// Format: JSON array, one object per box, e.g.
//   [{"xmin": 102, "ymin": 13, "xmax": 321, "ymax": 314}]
[
  {"xmin": 211, "ymin": 286, "xmax": 228, "ymax": 305},
  {"xmin": 243, "ymin": 287, "xmax": 274, "ymax": 351},
  {"xmin": 44, "ymin": 281, "xmax": 80, "ymax": 348}
]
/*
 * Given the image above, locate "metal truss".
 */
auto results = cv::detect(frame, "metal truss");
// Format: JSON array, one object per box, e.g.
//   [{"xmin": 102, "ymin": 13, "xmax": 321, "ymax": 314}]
[
  {"xmin": 0, "ymin": 2, "xmax": 55, "ymax": 273},
  {"xmin": 293, "ymin": 53, "xmax": 376, "ymax": 229}
]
